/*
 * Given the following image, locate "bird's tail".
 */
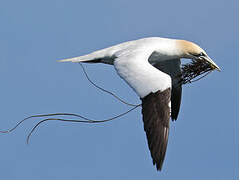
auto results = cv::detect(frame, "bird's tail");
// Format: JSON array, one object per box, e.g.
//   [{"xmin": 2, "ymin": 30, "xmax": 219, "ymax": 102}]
[
  {"xmin": 58, "ymin": 55, "xmax": 94, "ymax": 63},
  {"xmin": 58, "ymin": 49, "xmax": 114, "ymax": 65}
]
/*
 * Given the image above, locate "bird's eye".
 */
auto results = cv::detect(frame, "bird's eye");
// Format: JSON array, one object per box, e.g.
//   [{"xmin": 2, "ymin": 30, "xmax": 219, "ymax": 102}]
[
  {"xmin": 199, "ymin": 52, "xmax": 205, "ymax": 57},
  {"xmin": 191, "ymin": 52, "xmax": 205, "ymax": 58}
]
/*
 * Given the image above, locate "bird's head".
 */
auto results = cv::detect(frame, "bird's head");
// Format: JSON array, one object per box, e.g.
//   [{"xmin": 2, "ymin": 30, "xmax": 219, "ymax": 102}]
[{"xmin": 177, "ymin": 40, "xmax": 220, "ymax": 71}]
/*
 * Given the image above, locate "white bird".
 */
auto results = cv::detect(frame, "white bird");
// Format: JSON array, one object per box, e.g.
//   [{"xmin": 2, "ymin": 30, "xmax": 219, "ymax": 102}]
[{"xmin": 59, "ymin": 37, "xmax": 220, "ymax": 171}]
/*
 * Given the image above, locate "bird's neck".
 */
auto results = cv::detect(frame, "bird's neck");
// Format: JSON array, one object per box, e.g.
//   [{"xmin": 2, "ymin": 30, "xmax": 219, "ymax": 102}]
[{"xmin": 151, "ymin": 39, "xmax": 185, "ymax": 62}]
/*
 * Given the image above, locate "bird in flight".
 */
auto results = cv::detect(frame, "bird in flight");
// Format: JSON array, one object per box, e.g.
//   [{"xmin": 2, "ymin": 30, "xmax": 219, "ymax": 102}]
[{"xmin": 59, "ymin": 37, "xmax": 220, "ymax": 171}]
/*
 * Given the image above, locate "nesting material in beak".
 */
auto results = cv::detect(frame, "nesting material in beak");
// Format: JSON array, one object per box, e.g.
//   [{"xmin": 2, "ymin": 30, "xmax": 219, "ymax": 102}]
[{"xmin": 180, "ymin": 59, "xmax": 220, "ymax": 84}]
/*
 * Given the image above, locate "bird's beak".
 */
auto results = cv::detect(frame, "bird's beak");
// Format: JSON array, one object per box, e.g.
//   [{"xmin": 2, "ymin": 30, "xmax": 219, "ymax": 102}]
[{"xmin": 203, "ymin": 56, "xmax": 221, "ymax": 71}]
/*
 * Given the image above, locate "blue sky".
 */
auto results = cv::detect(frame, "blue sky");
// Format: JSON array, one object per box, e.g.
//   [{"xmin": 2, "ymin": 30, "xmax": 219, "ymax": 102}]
[{"xmin": 0, "ymin": 0, "xmax": 238, "ymax": 179}]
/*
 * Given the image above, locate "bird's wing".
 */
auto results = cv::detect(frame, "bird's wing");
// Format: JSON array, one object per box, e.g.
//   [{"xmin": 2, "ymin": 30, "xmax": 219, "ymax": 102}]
[
  {"xmin": 152, "ymin": 57, "xmax": 182, "ymax": 120},
  {"xmin": 114, "ymin": 49, "xmax": 171, "ymax": 171}
]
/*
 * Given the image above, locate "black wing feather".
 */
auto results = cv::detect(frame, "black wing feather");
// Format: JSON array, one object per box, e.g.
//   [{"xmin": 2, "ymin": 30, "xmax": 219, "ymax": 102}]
[
  {"xmin": 141, "ymin": 88, "xmax": 171, "ymax": 171},
  {"xmin": 152, "ymin": 59, "xmax": 182, "ymax": 120}
]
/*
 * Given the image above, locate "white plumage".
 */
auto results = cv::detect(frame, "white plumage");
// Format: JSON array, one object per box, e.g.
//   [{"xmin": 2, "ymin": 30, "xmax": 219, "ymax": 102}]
[
  {"xmin": 59, "ymin": 37, "xmax": 182, "ymax": 97},
  {"xmin": 59, "ymin": 37, "xmax": 220, "ymax": 171},
  {"xmin": 114, "ymin": 48, "xmax": 171, "ymax": 97}
]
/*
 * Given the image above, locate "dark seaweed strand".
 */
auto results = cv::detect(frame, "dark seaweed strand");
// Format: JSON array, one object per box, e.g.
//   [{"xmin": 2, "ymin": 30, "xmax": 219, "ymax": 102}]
[{"xmin": 180, "ymin": 60, "xmax": 213, "ymax": 84}]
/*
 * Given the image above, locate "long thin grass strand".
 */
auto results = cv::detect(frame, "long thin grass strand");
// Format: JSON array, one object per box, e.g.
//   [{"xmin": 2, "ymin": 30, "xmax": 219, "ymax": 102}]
[
  {"xmin": 0, "ymin": 113, "xmax": 100, "ymax": 133},
  {"xmin": 79, "ymin": 63, "xmax": 140, "ymax": 107},
  {"xmin": 26, "ymin": 105, "xmax": 140, "ymax": 144}
]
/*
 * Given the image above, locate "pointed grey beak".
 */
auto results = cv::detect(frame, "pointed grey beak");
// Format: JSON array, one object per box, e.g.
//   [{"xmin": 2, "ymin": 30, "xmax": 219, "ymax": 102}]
[{"xmin": 203, "ymin": 56, "xmax": 221, "ymax": 71}]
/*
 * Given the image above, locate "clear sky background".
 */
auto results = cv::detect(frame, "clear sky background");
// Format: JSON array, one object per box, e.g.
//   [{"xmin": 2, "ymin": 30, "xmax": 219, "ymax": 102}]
[{"xmin": 0, "ymin": 0, "xmax": 238, "ymax": 179}]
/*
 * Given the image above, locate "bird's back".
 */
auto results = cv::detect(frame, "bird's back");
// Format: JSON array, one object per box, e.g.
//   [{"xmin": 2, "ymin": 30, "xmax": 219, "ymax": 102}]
[{"xmin": 59, "ymin": 37, "xmax": 174, "ymax": 64}]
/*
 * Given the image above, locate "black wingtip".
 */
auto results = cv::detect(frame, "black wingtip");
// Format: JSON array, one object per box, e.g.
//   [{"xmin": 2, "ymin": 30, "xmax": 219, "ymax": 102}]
[
  {"xmin": 171, "ymin": 84, "xmax": 182, "ymax": 121},
  {"xmin": 156, "ymin": 163, "xmax": 163, "ymax": 171}
]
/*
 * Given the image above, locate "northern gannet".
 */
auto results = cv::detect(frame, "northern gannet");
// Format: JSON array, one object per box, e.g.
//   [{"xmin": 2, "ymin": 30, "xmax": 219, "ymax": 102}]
[{"xmin": 59, "ymin": 37, "xmax": 220, "ymax": 171}]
